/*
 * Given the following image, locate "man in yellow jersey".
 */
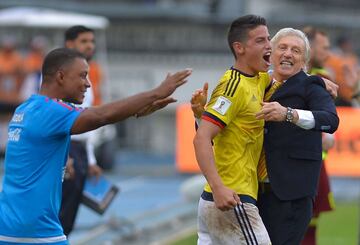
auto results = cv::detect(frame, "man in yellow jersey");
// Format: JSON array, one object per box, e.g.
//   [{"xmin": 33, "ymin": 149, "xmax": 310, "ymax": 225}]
[{"xmin": 193, "ymin": 15, "xmax": 272, "ymax": 244}]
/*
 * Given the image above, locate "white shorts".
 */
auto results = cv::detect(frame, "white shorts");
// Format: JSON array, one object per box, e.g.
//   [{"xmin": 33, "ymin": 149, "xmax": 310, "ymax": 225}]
[{"xmin": 197, "ymin": 197, "xmax": 271, "ymax": 245}]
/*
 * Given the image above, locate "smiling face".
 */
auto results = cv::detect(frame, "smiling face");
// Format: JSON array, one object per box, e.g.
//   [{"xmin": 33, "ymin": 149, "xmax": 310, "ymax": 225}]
[
  {"xmin": 271, "ymin": 35, "xmax": 306, "ymax": 81},
  {"xmin": 60, "ymin": 57, "xmax": 90, "ymax": 104}
]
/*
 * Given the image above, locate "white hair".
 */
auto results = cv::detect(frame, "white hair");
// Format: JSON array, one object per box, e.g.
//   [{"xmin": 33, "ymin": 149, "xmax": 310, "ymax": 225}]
[{"xmin": 271, "ymin": 28, "xmax": 311, "ymax": 70}]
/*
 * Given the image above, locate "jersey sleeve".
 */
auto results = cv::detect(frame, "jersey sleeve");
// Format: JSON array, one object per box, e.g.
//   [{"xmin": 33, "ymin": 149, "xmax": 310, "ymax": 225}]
[
  {"xmin": 42, "ymin": 99, "xmax": 82, "ymax": 137},
  {"xmin": 203, "ymin": 73, "xmax": 244, "ymax": 128}
]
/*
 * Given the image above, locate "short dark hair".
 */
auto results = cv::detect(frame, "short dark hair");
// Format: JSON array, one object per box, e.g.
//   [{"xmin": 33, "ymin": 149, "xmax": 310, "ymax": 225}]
[
  {"xmin": 302, "ymin": 26, "xmax": 328, "ymax": 43},
  {"xmin": 227, "ymin": 15, "xmax": 267, "ymax": 58},
  {"xmin": 64, "ymin": 25, "xmax": 94, "ymax": 42},
  {"xmin": 42, "ymin": 48, "xmax": 85, "ymax": 81}
]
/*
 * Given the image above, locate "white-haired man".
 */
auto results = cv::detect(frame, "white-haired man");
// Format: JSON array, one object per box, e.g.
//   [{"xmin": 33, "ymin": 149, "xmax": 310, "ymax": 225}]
[{"xmin": 255, "ymin": 28, "xmax": 339, "ymax": 244}]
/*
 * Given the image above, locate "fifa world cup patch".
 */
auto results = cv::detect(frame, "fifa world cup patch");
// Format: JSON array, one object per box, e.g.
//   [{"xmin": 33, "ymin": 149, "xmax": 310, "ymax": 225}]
[{"xmin": 212, "ymin": 96, "xmax": 231, "ymax": 115}]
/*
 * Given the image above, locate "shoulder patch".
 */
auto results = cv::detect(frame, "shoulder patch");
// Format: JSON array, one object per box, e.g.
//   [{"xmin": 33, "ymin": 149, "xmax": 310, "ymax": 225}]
[{"xmin": 212, "ymin": 96, "xmax": 232, "ymax": 115}]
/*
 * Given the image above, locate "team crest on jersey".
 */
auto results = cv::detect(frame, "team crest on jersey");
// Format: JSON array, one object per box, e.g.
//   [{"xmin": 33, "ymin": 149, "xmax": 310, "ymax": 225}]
[{"xmin": 212, "ymin": 96, "xmax": 231, "ymax": 115}]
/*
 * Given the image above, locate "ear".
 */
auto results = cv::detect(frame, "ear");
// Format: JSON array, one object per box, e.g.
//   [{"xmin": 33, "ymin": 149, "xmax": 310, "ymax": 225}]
[
  {"xmin": 55, "ymin": 70, "xmax": 65, "ymax": 86},
  {"xmin": 233, "ymin": 42, "xmax": 245, "ymax": 55}
]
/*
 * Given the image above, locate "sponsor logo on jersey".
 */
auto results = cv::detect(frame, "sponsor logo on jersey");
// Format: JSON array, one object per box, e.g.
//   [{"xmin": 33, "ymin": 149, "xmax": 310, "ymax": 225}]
[
  {"xmin": 11, "ymin": 113, "xmax": 24, "ymax": 123},
  {"xmin": 8, "ymin": 128, "xmax": 22, "ymax": 142}
]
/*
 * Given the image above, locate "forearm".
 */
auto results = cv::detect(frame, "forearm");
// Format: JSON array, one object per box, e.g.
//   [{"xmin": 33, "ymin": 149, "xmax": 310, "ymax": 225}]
[
  {"xmin": 293, "ymin": 109, "xmax": 315, "ymax": 130},
  {"xmin": 193, "ymin": 134, "xmax": 223, "ymax": 190},
  {"xmin": 72, "ymin": 89, "xmax": 160, "ymax": 134},
  {"xmin": 98, "ymin": 90, "xmax": 160, "ymax": 122},
  {"xmin": 312, "ymin": 110, "xmax": 339, "ymax": 133}
]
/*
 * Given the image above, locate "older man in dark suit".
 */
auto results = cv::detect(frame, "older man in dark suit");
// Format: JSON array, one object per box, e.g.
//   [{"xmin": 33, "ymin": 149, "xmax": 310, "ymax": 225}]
[{"xmin": 255, "ymin": 28, "xmax": 339, "ymax": 245}]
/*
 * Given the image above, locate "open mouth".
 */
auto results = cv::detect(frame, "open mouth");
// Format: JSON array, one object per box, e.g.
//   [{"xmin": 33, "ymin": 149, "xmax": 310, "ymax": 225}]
[{"xmin": 263, "ymin": 52, "xmax": 271, "ymax": 64}]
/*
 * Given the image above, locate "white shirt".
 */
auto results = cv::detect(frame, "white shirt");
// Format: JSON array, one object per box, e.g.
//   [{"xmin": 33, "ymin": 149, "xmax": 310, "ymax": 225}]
[{"xmin": 71, "ymin": 86, "xmax": 97, "ymax": 166}]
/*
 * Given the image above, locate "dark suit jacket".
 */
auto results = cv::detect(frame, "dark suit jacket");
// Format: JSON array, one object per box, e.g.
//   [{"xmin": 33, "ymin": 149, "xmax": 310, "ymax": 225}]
[{"xmin": 264, "ymin": 70, "xmax": 339, "ymax": 201}]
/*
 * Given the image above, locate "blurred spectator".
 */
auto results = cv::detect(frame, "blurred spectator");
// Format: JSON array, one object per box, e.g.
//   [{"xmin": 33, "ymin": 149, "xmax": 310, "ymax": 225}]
[
  {"xmin": 302, "ymin": 26, "xmax": 336, "ymax": 245},
  {"xmin": 20, "ymin": 36, "xmax": 48, "ymax": 100},
  {"xmin": 304, "ymin": 26, "xmax": 332, "ymax": 79},
  {"xmin": 88, "ymin": 60, "xmax": 103, "ymax": 106},
  {"xmin": 0, "ymin": 36, "xmax": 24, "ymax": 155},
  {"xmin": 60, "ymin": 25, "xmax": 103, "ymax": 236},
  {"xmin": 325, "ymin": 35, "xmax": 360, "ymax": 107},
  {"xmin": 0, "ymin": 36, "xmax": 24, "ymax": 106}
]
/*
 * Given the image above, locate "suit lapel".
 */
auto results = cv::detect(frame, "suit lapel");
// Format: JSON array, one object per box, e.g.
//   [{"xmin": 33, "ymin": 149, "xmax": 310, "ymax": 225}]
[{"xmin": 270, "ymin": 70, "xmax": 307, "ymax": 101}]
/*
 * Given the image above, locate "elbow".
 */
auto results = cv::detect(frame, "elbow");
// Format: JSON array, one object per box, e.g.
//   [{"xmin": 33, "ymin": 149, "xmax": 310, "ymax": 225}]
[
  {"xmin": 330, "ymin": 115, "xmax": 340, "ymax": 133},
  {"xmin": 326, "ymin": 114, "xmax": 340, "ymax": 134},
  {"xmin": 193, "ymin": 133, "xmax": 201, "ymax": 150},
  {"xmin": 193, "ymin": 132, "xmax": 207, "ymax": 152}
]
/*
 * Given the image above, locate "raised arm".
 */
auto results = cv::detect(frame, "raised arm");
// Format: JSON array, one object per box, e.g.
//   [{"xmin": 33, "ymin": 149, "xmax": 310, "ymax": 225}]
[
  {"xmin": 71, "ymin": 69, "xmax": 191, "ymax": 134},
  {"xmin": 190, "ymin": 82, "xmax": 208, "ymax": 119}
]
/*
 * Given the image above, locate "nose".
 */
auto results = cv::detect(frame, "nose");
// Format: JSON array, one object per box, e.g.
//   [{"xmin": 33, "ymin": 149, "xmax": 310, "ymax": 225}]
[
  {"xmin": 85, "ymin": 77, "xmax": 91, "ymax": 88},
  {"xmin": 283, "ymin": 48, "xmax": 292, "ymax": 58},
  {"xmin": 265, "ymin": 39, "xmax": 271, "ymax": 50},
  {"xmin": 87, "ymin": 42, "xmax": 95, "ymax": 51}
]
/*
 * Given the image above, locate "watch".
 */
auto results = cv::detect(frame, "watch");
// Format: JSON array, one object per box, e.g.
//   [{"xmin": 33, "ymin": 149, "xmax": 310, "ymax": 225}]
[{"xmin": 285, "ymin": 107, "xmax": 294, "ymax": 122}]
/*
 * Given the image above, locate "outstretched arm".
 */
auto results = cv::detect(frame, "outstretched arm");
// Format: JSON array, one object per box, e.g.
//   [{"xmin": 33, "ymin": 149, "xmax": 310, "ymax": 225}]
[{"xmin": 71, "ymin": 69, "xmax": 192, "ymax": 134}]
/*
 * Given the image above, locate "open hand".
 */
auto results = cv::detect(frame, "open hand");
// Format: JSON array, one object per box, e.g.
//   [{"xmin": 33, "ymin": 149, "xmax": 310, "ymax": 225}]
[
  {"xmin": 135, "ymin": 97, "xmax": 177, "ymax": 117},
  {"xmin": 190, "ymin": 82, "xmax": 208, "ymax": 118},
  {"xmin": 157, "ymin": 69, "xmax": 192, "ymax": 98}
]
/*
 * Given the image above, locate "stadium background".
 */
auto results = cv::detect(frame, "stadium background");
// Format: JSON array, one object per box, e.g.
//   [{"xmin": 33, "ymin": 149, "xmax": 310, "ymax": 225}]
[{"xmin": 0, "ymin": 0, "xmax": 359, "ymax": 244}]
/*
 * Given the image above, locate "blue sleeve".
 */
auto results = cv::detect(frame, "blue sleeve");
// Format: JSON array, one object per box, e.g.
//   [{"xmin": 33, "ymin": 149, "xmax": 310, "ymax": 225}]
[{"xmin": 42, "ymin": 100, "xmax": 82, "ymax": 137}]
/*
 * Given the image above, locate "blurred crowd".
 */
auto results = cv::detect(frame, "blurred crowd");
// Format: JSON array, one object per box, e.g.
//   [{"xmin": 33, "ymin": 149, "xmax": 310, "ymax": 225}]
[
  {"xmin": 0, "ymin": 36, "xmax": 46, "ymax": 108},
  {"xmin": 324, "ymin": 35, "xmax": 360, "ymax": 107},
  {"xmin": 0, "ymin": 36, "xmax": 47, "ymax": 154},
  {"xmin": 0, "ymin": 30, "xmax": 360, "ymax": 156},
  {"xmin": 0, "ymin": 35, "xmax": 104, "ymax": 155}
]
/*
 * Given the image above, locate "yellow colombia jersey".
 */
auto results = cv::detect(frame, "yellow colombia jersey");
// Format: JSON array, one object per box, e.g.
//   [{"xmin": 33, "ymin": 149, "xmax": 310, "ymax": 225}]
[{"xmin": 202, "ymin": 67, "xmax": 271, "ymax": 200}]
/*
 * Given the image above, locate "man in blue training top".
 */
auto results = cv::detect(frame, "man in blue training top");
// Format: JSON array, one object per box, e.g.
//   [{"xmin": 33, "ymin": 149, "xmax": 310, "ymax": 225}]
[{"xmin": 0, "ymin": 48, "xmax": 191, "ymax": 244}]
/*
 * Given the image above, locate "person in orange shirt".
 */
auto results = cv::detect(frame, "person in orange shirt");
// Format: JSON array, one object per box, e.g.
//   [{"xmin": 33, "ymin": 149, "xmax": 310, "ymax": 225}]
[
  {"xmin": 0, "ymin": 36, "xmax": 24, "ymax": 154},
  {"xmin": 88, "ymin": 61, "xmax": 103, "ymax": 106},
  {"xmin": 325, "ymin": 35, "xmax": 359, "ymax": 107},
  {"xmin": 21, "ymin": 36, "xmax": 48, "ymax": 100},
  {"xmin": 0, "ymin": 36, "xmax": 24, "ymax": 106},
  {"xmin": 302, "ymin": 26, "xmax": 336, "ymax": 245},
  {"xmin": 23, "ymin": 36, "xmax": 48, "ymax": 74}
]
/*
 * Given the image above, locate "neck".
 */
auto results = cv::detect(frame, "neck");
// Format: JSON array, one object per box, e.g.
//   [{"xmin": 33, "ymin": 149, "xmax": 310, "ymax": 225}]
[
  {"xmin": 39, "ymin": 82, "xmax": 62, "ymax": 100},
  {"xmin": 272, "ymin": 72, "xmax": 289, "ymax": 82},
  {"xmin": 273, "ymin": 70, "xmax": 302, "ymax": 82},
  {"xmin": 233, "ymin": 59, "xmax": 257, "ymax": 77}
]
